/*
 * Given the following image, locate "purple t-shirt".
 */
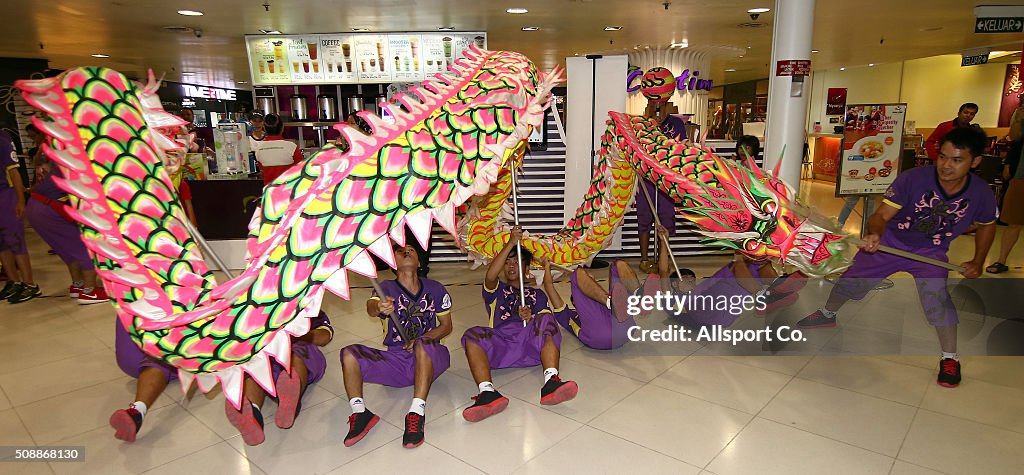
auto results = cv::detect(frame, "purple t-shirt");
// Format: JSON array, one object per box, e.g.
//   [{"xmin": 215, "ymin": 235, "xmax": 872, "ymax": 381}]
[
  {"xmin": 309, "ymin": 311, "xmax": 333, "ymax": 338},
  {"xmin": 373, "ymin": 278, "xmax": 451, "ymax": 347},
  {"xmin": 1, "ymin": 133, "xmax": 18, "ymax": 191},
  {"xmin": 881, "ymin": 166, "xmax": 997, "ymax": 254},
  {"xmin": 483, "ymin": 280, "xmax": 552, "ymax": 329}
]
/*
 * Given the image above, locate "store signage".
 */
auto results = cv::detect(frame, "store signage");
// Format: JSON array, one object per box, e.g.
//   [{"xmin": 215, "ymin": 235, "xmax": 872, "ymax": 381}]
[
  {"xmin": 826, "ymin": 88, "xmax": 847, "ymax": 115},
  {"xmin": 961, "ymin": 52, "xmax": 990, "ymax": 67},
  {"xmin": 836, "ymin": 103, "xmax": 907, "ymax": 196},
  {"xmin": 625, "ymin": 67, "xmax": 713, "ymax": 93},
  {"xmin": 975, "ymin": 17, "xmax": 1024, "ymax": 33},
  {"xmin": 775, "ymin": 59, "xmax": 811, "ymax": 77},
  {"xmin": 182, "ymin": 85, "xmax": 237, "ymax": 101}
]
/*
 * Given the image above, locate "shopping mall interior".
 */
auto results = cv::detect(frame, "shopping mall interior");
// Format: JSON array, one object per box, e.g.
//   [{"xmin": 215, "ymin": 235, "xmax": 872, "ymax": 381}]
[{"xmin": 1, "ymin": 1, "xmax": 1023, "ymax": 474}]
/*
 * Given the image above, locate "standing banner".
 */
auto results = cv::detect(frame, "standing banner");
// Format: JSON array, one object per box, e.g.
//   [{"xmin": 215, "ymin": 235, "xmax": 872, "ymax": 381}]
[{"xmin": 836, "ymin": 103, "xmax": 907, "ymax": 196}]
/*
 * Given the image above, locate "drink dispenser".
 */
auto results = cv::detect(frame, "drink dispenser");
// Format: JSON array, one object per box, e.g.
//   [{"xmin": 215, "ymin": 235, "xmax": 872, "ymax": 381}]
[
  {"xmin": 290, "ymin": 94, "xmax": 309, "ymax": 121},
  {"xmin": 347, "ymin": 97, "xmax": 364, "ymax": 117},
  {"xmin": 317, "ymin": 94, "xmax": 338, "ymax": 121}
]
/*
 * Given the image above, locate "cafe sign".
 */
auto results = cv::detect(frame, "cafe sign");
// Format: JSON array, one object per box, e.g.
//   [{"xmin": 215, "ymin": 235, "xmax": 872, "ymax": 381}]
[
  {"xmin": 626, "ymin": 66, "xmax": 713, "ymax": 93},
  {"xmin": 182, "ymin": 85, "xmax": 237, "ymax": 101}
]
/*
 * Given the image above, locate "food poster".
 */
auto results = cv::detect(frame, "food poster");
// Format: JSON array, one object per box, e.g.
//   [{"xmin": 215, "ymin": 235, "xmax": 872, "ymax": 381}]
[
  {"xmin": 388, "ymin": 35, "xmax": 421, "ymax": 81},
  {"xmin": 836, "ymin": 103, "xmax": 907, "ymax": 196},
  {"xmin": 421, "ymin": 35, "xmax": 449, "ymax": 73},
  {"xmin": 285, "ymin": 37, "xmax": 324, "ymax": 82},
  {"xmin": 320, "ymin": 35, "xmax": 358, "ymax": 82},
  {"xmin": 354, "ymin": 35, "xmax": 392, "ymax": 82},
  {"xmin": 247, "ymin": 37, "xmax": 291, "ymax": 84}
]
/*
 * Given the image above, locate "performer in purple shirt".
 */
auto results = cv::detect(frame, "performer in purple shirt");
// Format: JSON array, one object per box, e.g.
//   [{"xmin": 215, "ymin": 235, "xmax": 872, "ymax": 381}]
[
  {"xmin": 460, "ymin": 226, "xmax": 577, "ymax": 423},
  {"xmin": 109, "ymin": 312, "xmax": 333, "ymax": 444},
  {"xmin": 342, "ymin": 243, "xmax": 453, "ymax": 449},
  {"xmin": 798, "ymin": 128, "xmax": 997, "ymax": 388},
  {"xmin": 0, "ymin": 131, "xmax": 39, "ymax": 303}
]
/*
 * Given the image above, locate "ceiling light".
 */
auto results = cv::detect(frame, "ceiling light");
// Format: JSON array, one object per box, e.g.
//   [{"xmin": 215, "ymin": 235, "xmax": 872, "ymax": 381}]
[
  {"xmin": 748, "ymin": 8, "xmax": 770, "ymax": 13},
  {"xmin": 839, "ymin": 67, "xmax": 846, "ymax": 71},
  {"xmin": 506, "ymin": 7, "xmax": 529, "ymax": 14},
  {"xmin": 176, "ymin": 9, "xmax": 203, "ymax": 16},
  {"xmin": 811, "ymin": 49, "xmax": 820, "ymax": 53},
  {"xmin": 91, "ymin": 53, "xmax": 110, "ymax": 58},
  {"xmin": 521, "ymin": 26, "xmax": 539, "ymax": 31},
  {"xmin": 739, "ymin": 55, "xmax": 745, "ymax": 58},
  {"xmin": 351, "ymin": 27, "xmax": 369, "ymax": 32},
  {"xmin": 236, "ymin": 81, "xmax": 248, "ymax": 84},
  {"xmin": 437, "ymin": 26, "xmax": 455, "ymax": 31},
  {"xmin": 671, "ymin": 41, "xmax": 688, "ymax": 48},
  {"xmin": 725, "ymin": 68, "xmax": 737, "ymax": 72},
  {"xmin": 604, "ymin": 26, "xmax": 622, "ymax": 31},
  {"xmin": 868, "ymin": 63, "xmax": 875, "ymax": 67}
]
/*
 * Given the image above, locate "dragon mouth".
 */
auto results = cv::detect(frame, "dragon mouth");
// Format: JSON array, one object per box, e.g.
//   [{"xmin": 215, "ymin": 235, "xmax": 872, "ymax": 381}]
[{"xmin": 785, "ymin": 224, "xmax": 851, "ymax": 276}]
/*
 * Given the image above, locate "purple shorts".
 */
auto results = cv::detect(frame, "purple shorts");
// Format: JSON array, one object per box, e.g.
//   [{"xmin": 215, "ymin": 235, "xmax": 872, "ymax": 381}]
[
  {"xmin": 115, "ymin": 320, "xmax": 178, "ymax": 382},
  {"xmin": 25, "ymin": 199, "xmax": 93, "ymax": 269},
  {"xmin": 273, "ymin": 340, "xmax": 328, "ymax": 385},
  {"xmin": 0, "ymin": 188, "xmax": 27, "ymax": 254},
  {"xmin": 673, "ymin": 262, "xmax": 763, "ymax": 328},
  {"xmin": 636, "ymin": 180, "xmax": 676, "ymax": 235},
  {"xmin": 833, "ymin": 250, "xmax": 956, "ymax": 326},
  {"xmin": 343, "ymin": 338, "xmax": 450, "ymax": 388},
  {"xmin": 461, "ymin": 312, "xmax": 562, "ymax": 369},
  {"xmin": 556, "ymin": 260, "xmax": 635, "ymax": 350}
]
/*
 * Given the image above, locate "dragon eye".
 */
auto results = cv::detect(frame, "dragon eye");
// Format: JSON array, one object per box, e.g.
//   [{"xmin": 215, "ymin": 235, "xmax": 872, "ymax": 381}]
[
  {"xmin": 762, "ymin": 200, "xmax": 778, "ymax": 214},
  {"xmin": 744, "ymin": 239, "xmax": 760, "ymax": 251}
]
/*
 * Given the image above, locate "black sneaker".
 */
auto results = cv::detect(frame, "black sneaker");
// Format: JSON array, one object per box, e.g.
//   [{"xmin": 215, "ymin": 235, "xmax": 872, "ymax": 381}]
[
  {"xmin": 797, "ymin": 310, "xmax": 836, "ymax": 329},
  {"xmin": 0, "ymin": 281, "xmax": 21, "ymax": 300},
  {"xmin": 109, "ymin": 406, "xmax": 144, "ymax": 442},
  {"xmin": 402, "ymin": 412, "xmax": 425, "ymax": 448},
  {"xmin": 344, "ymin": 410, "xmax": 380, "ymax": 447},
  {"xmin": 937, "ymin": 358, "xmax": 961, "ymax": 388},
  {"xmin": 8, "ymin": 283, "xmax": 41, "ymax": 304},
  {"xmin": 462, "ymin": 390, "xmax": 509, "ymax": 422},
  {"xmin": 540, "ymin": 376, "xmax": 578, "ymax": 406},
  {"xmin": 755, "ymin": 290, "xmax": 799, "ymax": 315}
]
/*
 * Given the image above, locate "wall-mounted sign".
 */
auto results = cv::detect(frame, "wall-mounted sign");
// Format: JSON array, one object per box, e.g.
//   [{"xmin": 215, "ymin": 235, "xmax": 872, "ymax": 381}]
[
  {"xmin": 245, "ymin": 32, "xmax": 486, "ymax": 85},
  {"xmin": 182, "ymin": 85, "xmax": 237, "ymax": 101},
  {"xmin": 625, "ymin": 66, "xmax": 713, "ymax": 94},
  {"xmin": 975, "ymin": 17, "xmax": 1024, "ymax": 33},
  {"xmin": 826, "ymin": 87, "xmax": 847, "ymax": 116},
  {"xmin": 775, "ymin": 59, "xmax": 811, "ymax": 77},
  {"xmin": 961, "ymin": 48, "xmax": 991, "ymax": 67}
]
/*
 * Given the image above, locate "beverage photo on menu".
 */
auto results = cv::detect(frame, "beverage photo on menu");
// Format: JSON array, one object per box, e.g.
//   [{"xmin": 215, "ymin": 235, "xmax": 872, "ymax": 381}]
[
  {"xmin": 354, "ymin": 34, "xmax": 391, "ymax": 82},
  {"xmin": 320, "ymin": 35, "xmax": 357, "ymax": 82},
  {"xmin": 388, "ymin": 35, "xmax": 420, "ymax": 82},
  {"xmin": 247, "ymin": 37, "xmax": 290, "ymax": 84}
]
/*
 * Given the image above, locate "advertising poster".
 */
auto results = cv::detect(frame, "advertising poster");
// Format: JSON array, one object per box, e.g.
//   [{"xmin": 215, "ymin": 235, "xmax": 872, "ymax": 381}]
[
  {"xmin": 388, "ymin": 35, "xmax": 421, "ymax": 82},
  {"xmin": 836, "ymin": 103, "xmax": 907, "ymax": 196},
  {"xmin": 998, "ymin": 63, "xmax": 1022, "ymax": 127},
  {"xmin": 320, "ymin": 35, "xmax": 357, "ymax": 82},
  {"xmin": 247, "ymin": 37, "xmax": 290, "ymax": 83},
  {"xmin": 826, "ymin": 88, "xmax": 847, "ymax": 116},
  {"xmin": 286, "ymin": 36, "xmax": 322, "ymax": 83},
  {"xmin": 245, "ymin": 32, "xmax": 485, "ymax": 85}
]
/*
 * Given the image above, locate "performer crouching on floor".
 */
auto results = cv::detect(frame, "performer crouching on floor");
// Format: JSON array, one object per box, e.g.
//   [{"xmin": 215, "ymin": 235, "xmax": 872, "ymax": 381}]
[
  {"xmin": 341, "ymin": 243, "xmax": 453, "ymax": 449},
  {"xmin": 460, "ymin": 226, "xmax": 577, "ymax": 422},
  {"xmin": 224, "ymin": 311, "xmax": 334, "ymax": 446}
]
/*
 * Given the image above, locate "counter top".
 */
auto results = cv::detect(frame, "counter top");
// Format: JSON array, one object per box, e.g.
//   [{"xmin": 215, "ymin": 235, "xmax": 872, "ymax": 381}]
[{"xmin": 808, "ymin": 133, "xmax": 844, "ymax": 138}]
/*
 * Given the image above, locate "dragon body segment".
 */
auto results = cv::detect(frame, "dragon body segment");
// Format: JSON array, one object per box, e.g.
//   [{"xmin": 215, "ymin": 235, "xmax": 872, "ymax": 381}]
[{"xmin": 19, "ymin": 48, "xmax": 560, "ymax": 407}]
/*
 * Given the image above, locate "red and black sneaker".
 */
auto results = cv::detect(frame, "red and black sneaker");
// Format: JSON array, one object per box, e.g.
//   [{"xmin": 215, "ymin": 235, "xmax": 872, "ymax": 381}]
[
  {"xmin": 226, "ymin": 401, "xmax": 266, "ymax": 446},
  {"xmin": 344, "ymin": 410, "xmax": 380, "ymax": 447},
  {"xmin": 109, "ymin": 406, "xmax": 144, "ymax": 442},
  {"xmin": 462, "ymin": 390, "xmax": 509, "ymax": 422},
  {"xmin": 402, "ymin": 412, "xmax": 425, "ymax": 448},
  {"xmin": 540, "ymin": 376, "xmax": 578, "ymax": 406},
  {"xmin": 767, "ymin": 271, "xmax": 809, "ymax": 294},
  {"xmin": 755, "ymin": 290, "xmax": 799, "ymax": 315},
  {"xmin": 937, "ymin": 358, "xmax": 961, "ymax": 388},
  {"xmin": 275, "ymin": 366, "xmax": 303, "ymax": 429},
  {"xmin": 69, "ymin": 284, "xmax": 83, "ymax": 298},
  {"xmin": 797, "ymin": 310, "xmax": 837, "ymax": 329}
]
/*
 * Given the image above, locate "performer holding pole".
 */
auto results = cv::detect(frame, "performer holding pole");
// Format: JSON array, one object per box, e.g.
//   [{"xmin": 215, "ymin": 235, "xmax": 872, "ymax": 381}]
[{"xmin": 508, "ymin": 161, "xmax": 528, "ymax": 326}]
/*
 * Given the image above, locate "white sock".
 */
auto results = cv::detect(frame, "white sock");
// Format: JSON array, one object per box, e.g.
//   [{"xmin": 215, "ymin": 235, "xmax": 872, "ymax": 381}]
[
  {"xmin": 819, "ymin": 308, "xmax": 837, "ymax": 318},
  {"xmin": 941, "ymin": 351, "xmax": 958, "ymax": 361},
  {"xmin": 129, "ymin": 401, "xmax": 148, "ymax": 417},
  {"xmin": 409, "ymin": 398, "xmax": 426, "ymax": 416},
  {"xmin": 543, "ymin": 368, "xmax": 558, "ymax": 383},
  {"xmin": 72, "ymin": 280, "xmax": 84, "ymax": 288},
  {"xmin": 478, "ymin": 382, "xmax": 495, "ymax": 393},
  {"xmin": 349, "ymin": 397, "xmax": 365, "ymax": 413}
]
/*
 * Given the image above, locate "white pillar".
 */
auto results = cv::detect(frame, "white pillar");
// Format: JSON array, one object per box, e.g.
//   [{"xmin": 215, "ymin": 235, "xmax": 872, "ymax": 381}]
[{"xmin": 764, "ymin": 0, "xmax": 815, "ymax": 188}]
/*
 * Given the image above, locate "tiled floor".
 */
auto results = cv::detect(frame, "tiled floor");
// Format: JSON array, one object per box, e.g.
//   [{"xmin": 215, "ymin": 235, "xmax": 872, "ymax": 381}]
[{"xmin": 1, "ymin": 180, "xmax": 1023, "ymax": 474}]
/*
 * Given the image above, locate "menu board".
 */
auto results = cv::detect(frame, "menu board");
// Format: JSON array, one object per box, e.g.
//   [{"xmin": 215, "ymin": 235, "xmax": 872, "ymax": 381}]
[
  {"xmin": 245, "ymin": 32, "xmax": 486, "ymax": 85},
  {"xmin": 835, "ymin": 103, "xmax": 908, "ymax": 196}
]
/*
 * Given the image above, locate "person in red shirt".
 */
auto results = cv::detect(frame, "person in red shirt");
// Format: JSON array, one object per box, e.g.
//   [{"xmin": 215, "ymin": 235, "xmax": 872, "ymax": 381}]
[
  {"xmin": 925, "ymin": 103, "xmax": 979, "ymax": 160},
  {"xmin": 250, "ymin": 114, "xmax": 303, "ymax": 185}
]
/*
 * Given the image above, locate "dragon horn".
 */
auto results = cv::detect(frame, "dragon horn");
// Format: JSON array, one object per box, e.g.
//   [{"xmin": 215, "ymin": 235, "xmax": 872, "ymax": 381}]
[{"xmin": 772, "ymin": 144, "xmax": 787, "ymax": 179}]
